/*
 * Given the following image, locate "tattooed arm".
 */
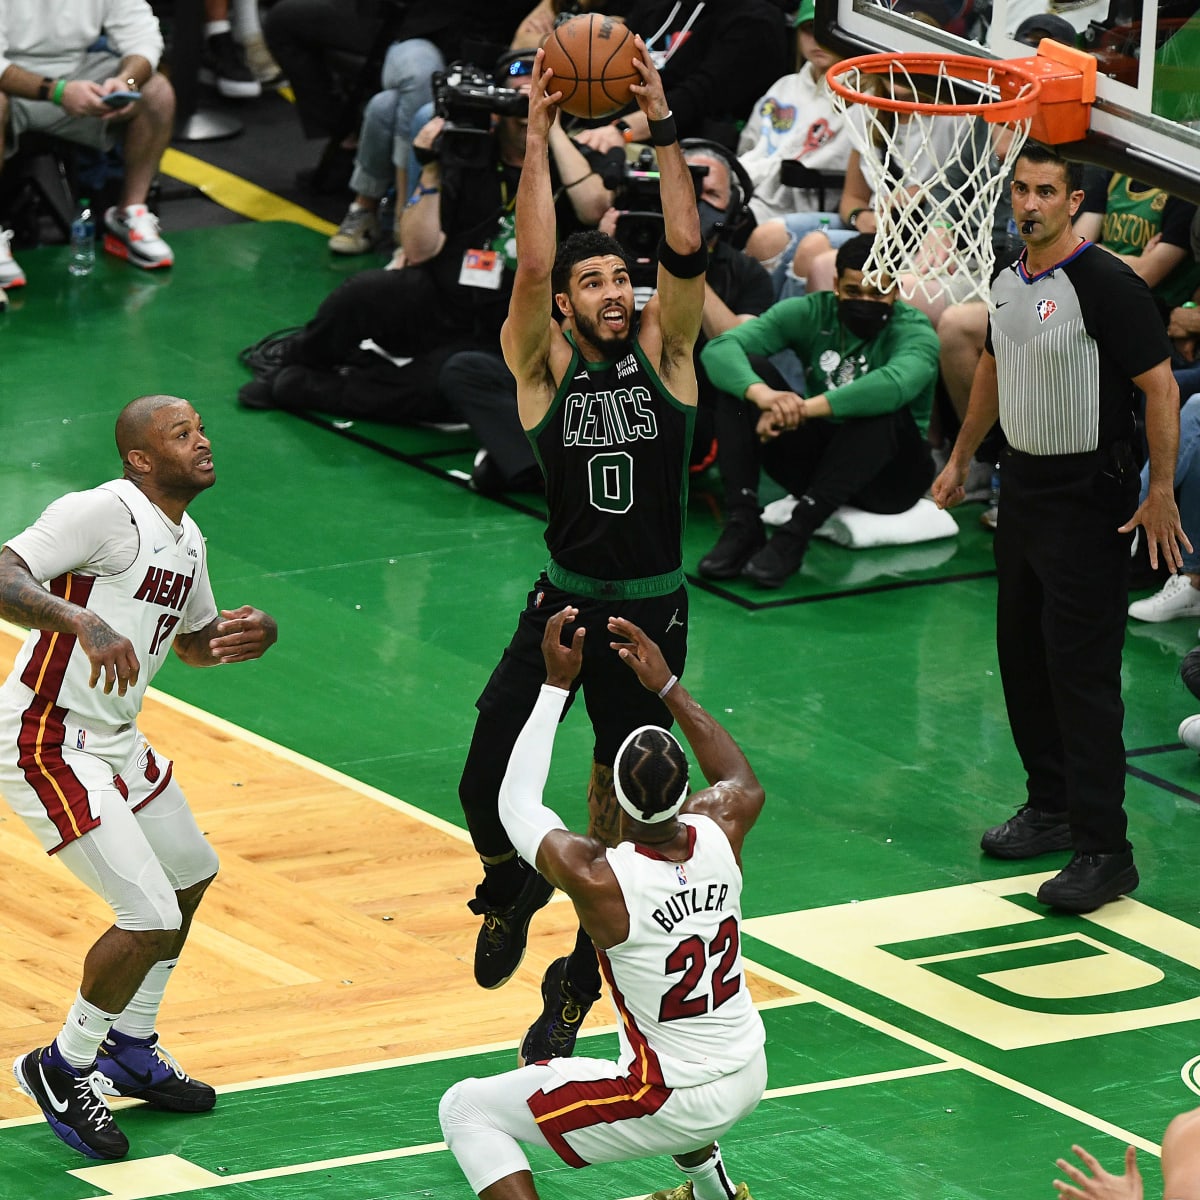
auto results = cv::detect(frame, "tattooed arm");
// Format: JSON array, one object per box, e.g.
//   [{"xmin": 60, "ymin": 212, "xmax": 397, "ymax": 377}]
[{"xmin": 0, "ymin": 547, "xmax": 140, "ymax": 696}]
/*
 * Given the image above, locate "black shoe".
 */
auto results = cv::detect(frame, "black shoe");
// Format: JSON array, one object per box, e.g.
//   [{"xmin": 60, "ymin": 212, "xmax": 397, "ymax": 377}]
[
  {"xmin": 697, "ymin": 514, "xmax": 766, "ymax": 579},
  {"xmin": 199, "ymin": 32, "xmax": 262, "ymax": 99},
  {"xmin": 467, "ymin": 868, "xmax": 555, "ymax": 989},
  {"xmin": 740, "ymin": 529, "xmax": 809, "ymax": 588},
  {"xmin": 980, "ymin": 803, "xmax": 1072, "ymax": 859},
  {"xmin": 1036, "ymin": 848, "xmax": 1139, "ymax": 913},
  {"xmin": 96, "ymin": 1030, "xmax": 215, "ymax": 1113},
  {"xmin": 518, "ymin": 956, "xmax": 600, "ymax": 1066},
  {"xmin": 13, "ymin": 1045, "xmax": 129, "ymax": 1160},
  {"xmin": 237, "ymin": 378, "xmax": 276, "ymax": 410}
]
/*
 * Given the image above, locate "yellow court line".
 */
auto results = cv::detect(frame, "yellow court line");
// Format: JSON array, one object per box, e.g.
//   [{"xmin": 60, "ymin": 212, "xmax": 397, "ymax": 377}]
[{"xmin": 160, "ymin": 147, "xmax": 337, "ymax": 236}]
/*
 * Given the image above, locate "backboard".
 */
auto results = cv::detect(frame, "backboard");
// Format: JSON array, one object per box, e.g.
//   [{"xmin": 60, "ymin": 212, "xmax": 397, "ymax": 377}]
[{"xmin": 816, "ymin": 0, "xmax": 1200, "ymax": 202}]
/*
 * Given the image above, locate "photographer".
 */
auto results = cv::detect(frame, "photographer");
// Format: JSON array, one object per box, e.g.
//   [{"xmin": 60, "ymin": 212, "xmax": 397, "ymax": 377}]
[
  {"xmin": 238, "ymin": 49, "xmax": 612, "ymax": 421},
  {"xmin": 441, "ymin": 139, "xmax": 774, "ymax": 494}
]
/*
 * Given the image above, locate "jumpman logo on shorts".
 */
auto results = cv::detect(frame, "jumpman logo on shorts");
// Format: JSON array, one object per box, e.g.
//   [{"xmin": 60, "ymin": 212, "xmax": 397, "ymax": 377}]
[{"xmin": 666, "ymin": 609, "xmax": 684, "ymax": 633}]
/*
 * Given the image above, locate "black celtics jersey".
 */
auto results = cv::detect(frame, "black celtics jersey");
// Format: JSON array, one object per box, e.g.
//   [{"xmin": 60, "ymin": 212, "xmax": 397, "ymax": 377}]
[{"xmin": 529, "ymin": 334, "xmax": 695, "ymax": 581}]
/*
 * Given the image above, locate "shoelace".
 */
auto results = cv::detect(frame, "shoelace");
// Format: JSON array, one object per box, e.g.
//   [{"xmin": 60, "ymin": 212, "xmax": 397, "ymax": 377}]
[
  {"xmin": 77, "ymin": 1071, "xmax": 117, "ymax": 1129},
  {"xmin": 122, "ymin": 209, "xmax": 162, "ymax": 240},
  {"xmin": 481, "ymin": 911, "xmax": 511, "ymax": 953},
  {"xmin": 543, "ymin": 984, "xmax": 587, "ymax": 1052}
]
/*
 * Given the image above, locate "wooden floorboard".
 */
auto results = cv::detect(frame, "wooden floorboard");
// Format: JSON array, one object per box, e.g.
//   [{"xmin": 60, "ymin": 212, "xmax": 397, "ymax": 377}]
[{"xmin": 0, "ymin": 632, "xmax": 795, "ymax": 1119}]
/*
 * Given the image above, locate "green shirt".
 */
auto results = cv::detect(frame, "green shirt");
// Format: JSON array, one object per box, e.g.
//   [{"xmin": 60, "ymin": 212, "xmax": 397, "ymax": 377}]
[{"xmin": 699, "ymin": 292, "xmax": 939, "ymax": 435}]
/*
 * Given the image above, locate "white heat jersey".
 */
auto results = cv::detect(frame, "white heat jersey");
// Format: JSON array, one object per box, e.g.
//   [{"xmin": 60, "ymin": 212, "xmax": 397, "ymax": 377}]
[
  {"xmin": 599, "ymin": 813, "xmax": 765, "ymax": 1089},
  {"xmin": 5, "ymin": 479, "xmax": 213, "ymax": 728}
]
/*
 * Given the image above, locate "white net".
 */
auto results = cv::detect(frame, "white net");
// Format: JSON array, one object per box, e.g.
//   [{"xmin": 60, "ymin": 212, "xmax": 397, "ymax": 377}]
[{"xmin": 829, "ymin": 57, "xmax": 1035, "ymax": 308}]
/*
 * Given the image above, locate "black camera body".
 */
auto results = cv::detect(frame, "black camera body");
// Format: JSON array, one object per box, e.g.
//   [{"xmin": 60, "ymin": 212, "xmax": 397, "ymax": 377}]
[
  {"xmin": 612, "ymin": 149, "xmax": 708, "ymax": 288},
  {"xmin": 432, "ymin": 62, "xmax": 529, "ymax": 170}
]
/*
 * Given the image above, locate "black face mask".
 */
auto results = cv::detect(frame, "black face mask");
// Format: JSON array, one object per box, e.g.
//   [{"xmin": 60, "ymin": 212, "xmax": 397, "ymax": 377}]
[
  {"xmin": 838, "ymin": 298, "xmax": 892, "ymax": 340},
  {"xmin": 697, "ymin": 199, "xmax": 728, "ymax": 244}
]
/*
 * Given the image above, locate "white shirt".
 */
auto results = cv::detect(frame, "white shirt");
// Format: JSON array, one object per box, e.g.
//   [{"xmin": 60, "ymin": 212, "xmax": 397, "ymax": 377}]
[
  {"xmin": 0, "ymin": 0, "xmax": 164, "ymax": 79},
  {"xmin": 4, "ymin": 480, "xmax": 217, "ymax": 727}
]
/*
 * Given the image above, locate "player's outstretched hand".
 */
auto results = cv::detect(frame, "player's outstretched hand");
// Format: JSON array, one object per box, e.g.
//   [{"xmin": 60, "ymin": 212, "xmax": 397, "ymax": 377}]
[
  {"xmin": 528, "ymin": 47, "xmax": 563, "ymax": 138},
  {"xmin": 542, "ymin": 606, "xmax": 584, "ymax": 689},
  {"xmin": 628, "ymin": 34, "xmax": 667, "ymax": 119},
  {"xmin": 608, "ymin": 616, "xmax": 673, "ymax": 694},
  {"xmin": 1053, "ymin": 1144, "xmax": 1142, "ymax": 1200},
  {"xmin": 209, "ymin": 605, "xmax": 278, "ymax": 663}
]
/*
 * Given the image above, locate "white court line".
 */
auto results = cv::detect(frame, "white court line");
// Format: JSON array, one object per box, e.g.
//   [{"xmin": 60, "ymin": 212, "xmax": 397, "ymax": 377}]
[
  {"xmin": 0, "ymin": 618, "xmax": 472, "ymax": 844},
  {"xmin": 0, "ymin": 621, "xmax": 1164, "ymax": 1188}
]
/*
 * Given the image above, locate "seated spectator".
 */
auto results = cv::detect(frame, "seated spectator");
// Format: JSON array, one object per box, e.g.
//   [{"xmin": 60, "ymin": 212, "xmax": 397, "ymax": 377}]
[
  {"xmin": 328, "ymin": 0, "xmax": 537, "ymax": 256},
  {"xmin": 238, "ymin": 50, "xmax": 611, "ymax": 421},
  {"xmin": 750, "ymin": 77, "xmax": 969, "ymax": 302},
  {"xmin": 572, "ymin": 0, "xmax": 791, "ymax": 152},
  {"xmin": 737, "ymin": 0, "xmax": 850, "ymax": 227},
  {"xmin": 0, "ymin": 0, "xmax": 176, "ymax": 287},
  {"xmin": 1127, "ymin": 392, "xmax": 1200, "ymax": 622},
  {"xmin": 200, "ymin": 0, "xmax": 262, "ymax": 100},
  {"xmin": 698, "ymin": 233, "xmax": 939, "ymax": 587},
  {"xmin": 263, "ymin": 0, "xmax": 388, "ymax": 172},
  {"xmin": 441, "ymin": 140, "xmax": 775, "ymax": 494}
]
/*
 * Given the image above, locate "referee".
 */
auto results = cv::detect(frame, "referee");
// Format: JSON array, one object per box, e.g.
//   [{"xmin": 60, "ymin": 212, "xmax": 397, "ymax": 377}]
[{"xmin": 933, "ymin": 142, "xmax": 1190, "ymax": 914}]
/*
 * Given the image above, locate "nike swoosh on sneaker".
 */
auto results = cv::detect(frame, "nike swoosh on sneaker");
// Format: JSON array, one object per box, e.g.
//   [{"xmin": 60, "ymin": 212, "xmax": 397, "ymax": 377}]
[{"xmin": 37, "ymin": 1060, "xmax": 71, "ymax": 1114}]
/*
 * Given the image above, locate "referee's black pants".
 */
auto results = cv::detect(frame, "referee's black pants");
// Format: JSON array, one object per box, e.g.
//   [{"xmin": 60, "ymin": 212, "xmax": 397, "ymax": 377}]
[{"xmin": 994, "ymin": 445, "xmax": 1139, "ymax": 854}]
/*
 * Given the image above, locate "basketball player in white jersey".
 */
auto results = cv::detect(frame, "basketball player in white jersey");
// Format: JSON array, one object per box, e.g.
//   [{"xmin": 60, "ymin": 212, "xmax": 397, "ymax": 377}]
[
  {"xmin": 0, "ymin": 394, "xmax": 277, "ymax": 1160},
  {"xmin": 441, "ymin": 608, "xmax": 764, "ymax": 1200}
]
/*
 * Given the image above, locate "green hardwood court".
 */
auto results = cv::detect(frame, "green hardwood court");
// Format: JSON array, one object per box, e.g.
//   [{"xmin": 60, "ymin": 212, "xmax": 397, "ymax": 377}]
[{"xmin": 3, "ymin": 218, "xmax": 1200, "ymax": 1200}]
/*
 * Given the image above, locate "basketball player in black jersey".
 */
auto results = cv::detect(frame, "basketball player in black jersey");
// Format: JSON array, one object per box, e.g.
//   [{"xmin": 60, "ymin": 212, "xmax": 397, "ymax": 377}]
[{"xmin": 457, "ymin": 35, "xmax": 707, "ymax": 1065}]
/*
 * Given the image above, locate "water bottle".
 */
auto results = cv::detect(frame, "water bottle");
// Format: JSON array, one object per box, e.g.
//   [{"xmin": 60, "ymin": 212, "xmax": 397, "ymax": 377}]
[
  {"xmin": 69, "ymin": 198, "xmax": 95, "ymax": 277},
  {"xmin": 818, "ymin": 215, "xmax": 832, "ymax": 234}
]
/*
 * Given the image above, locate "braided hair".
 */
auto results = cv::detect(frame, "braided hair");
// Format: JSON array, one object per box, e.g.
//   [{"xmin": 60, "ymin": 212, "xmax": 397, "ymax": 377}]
[{"xmin": 615, "ymin": 727, "xmax": 690, "ymax": 823}]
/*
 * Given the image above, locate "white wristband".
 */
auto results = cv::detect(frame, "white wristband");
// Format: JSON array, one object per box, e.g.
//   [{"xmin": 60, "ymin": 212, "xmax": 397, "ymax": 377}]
[{"xmin": 658, "ymin": 674, "xmax": 678, "ymax": 699}]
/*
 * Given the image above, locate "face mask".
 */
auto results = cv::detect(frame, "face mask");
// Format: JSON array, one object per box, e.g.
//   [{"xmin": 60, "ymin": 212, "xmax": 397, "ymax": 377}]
[
  {"xmin": 838, "ymin": 297, "xmax": 892, "ymax": 340},
  {"xmin": 697, "ymin": 199, "xmax": 728, "ymax": 244}
]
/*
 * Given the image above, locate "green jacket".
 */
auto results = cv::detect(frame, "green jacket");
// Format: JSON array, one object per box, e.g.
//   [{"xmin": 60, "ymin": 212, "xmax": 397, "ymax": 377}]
[{"xmin": 700, "ymin": 291, "xmax": 940, "ymax": 435}]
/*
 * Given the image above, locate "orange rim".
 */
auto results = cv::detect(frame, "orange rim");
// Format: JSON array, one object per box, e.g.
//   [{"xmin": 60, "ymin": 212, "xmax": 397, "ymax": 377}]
[{"xmin": 826, "ymin": 52, "xmax": 1041, "ymax": 124}]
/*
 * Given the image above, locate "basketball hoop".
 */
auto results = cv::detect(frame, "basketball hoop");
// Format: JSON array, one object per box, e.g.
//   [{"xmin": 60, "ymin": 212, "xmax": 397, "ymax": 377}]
[{"xmin": 826, "ymin": 43, "xmax": 1095, "ymax": 307}]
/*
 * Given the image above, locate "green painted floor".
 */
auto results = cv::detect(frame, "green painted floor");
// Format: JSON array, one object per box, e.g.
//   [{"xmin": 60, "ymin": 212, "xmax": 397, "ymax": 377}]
[{"xmin": 3, "ymin": 222, "xmax": 1200, "ymax": 1199}]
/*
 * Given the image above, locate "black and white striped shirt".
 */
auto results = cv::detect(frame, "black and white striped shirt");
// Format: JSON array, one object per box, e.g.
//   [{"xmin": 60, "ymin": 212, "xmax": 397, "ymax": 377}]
[{"xmin": 986, "ymin": 241, "xmax": 1171, "ymax": 455}]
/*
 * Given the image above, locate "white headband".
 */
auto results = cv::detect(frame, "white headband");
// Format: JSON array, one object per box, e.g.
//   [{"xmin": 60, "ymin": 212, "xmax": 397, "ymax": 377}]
[{"xmin": 613, "ymin": 724, "xmax": 689, "ymax": 825}]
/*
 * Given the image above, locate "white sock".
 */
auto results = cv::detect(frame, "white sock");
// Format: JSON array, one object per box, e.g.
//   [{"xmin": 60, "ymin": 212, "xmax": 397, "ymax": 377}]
[
  {"xmin": 231, "ymin": 0, "xmax": 263, "ymax": 41},
  {"xmin": 204, "ymin": 18, "xmax": 232, "ymax": 38},
  {"xmin": 112, "ymin": 958, "xmax": 178, "ymax": 1041},
  {"xmin": 56, "ymin": 992, "xmax": 122, "ymax": 1070},
  {"xmin": 677, "ymin": 1144, "xmax": 738, "ymax": 1200}
]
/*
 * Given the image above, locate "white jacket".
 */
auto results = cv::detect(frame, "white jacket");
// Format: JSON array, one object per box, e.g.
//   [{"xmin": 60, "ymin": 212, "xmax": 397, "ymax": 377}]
[{"xmin": 0, "ymin": 0, "xmax": 163, "ymax": 79}]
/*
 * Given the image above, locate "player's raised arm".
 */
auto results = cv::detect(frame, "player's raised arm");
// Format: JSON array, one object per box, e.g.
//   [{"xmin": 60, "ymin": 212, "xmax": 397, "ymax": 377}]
[
  {"xmin": 627, "ymin": 35, "xmax": 705, "ymax": 385},
  {"xmin": 500, "ymin": 50, "xmax": 565, "ymax": 403}
]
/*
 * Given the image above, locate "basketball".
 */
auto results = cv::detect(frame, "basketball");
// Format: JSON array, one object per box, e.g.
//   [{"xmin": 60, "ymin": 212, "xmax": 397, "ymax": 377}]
[{"xmin": 540, "ymin": 13, "xmax": 639, "ymax": 120}]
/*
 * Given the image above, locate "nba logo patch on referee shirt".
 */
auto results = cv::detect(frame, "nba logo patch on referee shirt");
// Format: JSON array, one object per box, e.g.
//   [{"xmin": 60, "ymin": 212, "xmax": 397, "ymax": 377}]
[{"xmin": 1036, "ymin": 298, "xmax": 1057, "ymax": 322}]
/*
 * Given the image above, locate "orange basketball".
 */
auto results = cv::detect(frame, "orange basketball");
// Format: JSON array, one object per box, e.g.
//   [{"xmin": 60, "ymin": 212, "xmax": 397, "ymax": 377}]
[{"xmin": 540, "ymin": 13, "xmax": 639, "ymax": 120}]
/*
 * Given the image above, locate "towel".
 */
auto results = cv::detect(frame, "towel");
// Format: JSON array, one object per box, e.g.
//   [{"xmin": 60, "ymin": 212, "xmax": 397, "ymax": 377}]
[{"xmin": 762, "ymin": 496, "xmax": 958, "ymax": 547}]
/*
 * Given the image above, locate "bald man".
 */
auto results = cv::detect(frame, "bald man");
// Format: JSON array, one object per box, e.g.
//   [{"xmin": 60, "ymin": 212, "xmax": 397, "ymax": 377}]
[{"xmin": 0, "ymin": 395, "xmax": 277, "ymax": 1161}]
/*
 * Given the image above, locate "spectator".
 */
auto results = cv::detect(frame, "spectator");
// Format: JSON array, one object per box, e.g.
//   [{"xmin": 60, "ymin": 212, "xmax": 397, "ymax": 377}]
[
  {"xmin": 1080, "ymin": 167, "xmax": 1200, "ymax": 312},
  {"xmin": 262, "ymin": 0, "xmax": 387, "ymax": 152},
  {"xmin": 238, "ymin": 49, "xmax": 611, "ymax": 421},
  {"xmin": 698, "ymin": 233, "xmax": 939, "ymax": 587},
  {"xmin": 0, "ymin": 0, "xmax": 176, "ymax": 287},
  {"xmin": 199, "ymin": 0, "xmax": 261, "ymax": 100},
  {"xmin": 327, "ymin": 0, "xmax": 536, "ymax": 257},
  {"xmin": 738, "ymin": 0, "xmax": 851, "ymax": 227},
  {"xmin": 440, "ymin": 609, "xmax": 765, "ymax": 1200},
  {"xmin": 442, "ymin": 139, "xmax": 773, "ymax": 496},
  {"xmin": 1128, "ymin": 393, "xmax": 1200, "ymax": 623}
]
